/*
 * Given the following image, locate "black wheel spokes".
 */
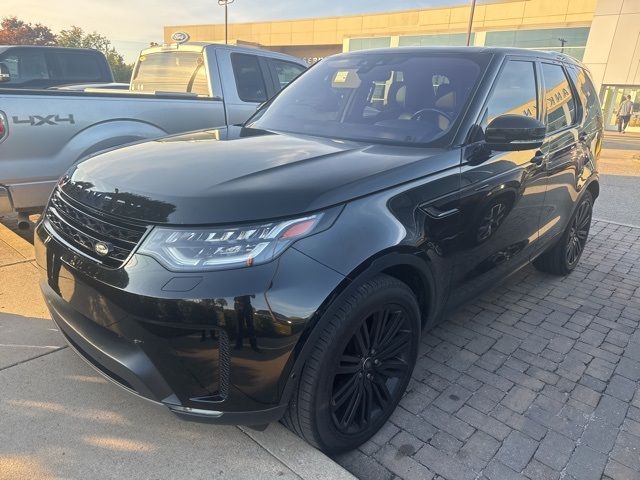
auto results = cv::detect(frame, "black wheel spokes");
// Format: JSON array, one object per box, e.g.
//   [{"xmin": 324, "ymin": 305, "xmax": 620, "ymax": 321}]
[
  {"xmin": 330, "ymin": 307, "xmax": 412, "ymax": 435},
  {"xmin": 566, "ymin": 200, "xmax": 592, "ymax": 266}
]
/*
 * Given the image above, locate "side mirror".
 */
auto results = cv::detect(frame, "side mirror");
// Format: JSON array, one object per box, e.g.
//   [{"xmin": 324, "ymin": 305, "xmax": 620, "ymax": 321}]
[
  {"xmin": 485, "ymin": 114, "xmax": 545, "ymax": 151},
  {"xmin": 0, "ymin": 63, "xmax": 10, "ymax": 83}
]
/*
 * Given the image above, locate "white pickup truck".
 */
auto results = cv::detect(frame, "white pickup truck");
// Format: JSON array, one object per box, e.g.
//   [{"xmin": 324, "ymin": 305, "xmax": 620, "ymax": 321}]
[{"xmin": 0, "ymin": 42, "xmax": 307, "ymax": 219}]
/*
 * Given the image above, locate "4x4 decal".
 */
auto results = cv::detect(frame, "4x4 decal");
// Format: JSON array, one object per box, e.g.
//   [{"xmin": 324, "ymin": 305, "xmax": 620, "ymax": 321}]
[{"xmin": 12, "ymin": 114, "xmax": 75, "ymax": 126}]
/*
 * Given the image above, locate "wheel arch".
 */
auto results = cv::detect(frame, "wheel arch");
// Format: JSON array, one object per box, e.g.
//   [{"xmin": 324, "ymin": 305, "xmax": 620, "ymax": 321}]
[{"xmin": 277, "ymin": 248, "xmax": 442, "ymax": 410}]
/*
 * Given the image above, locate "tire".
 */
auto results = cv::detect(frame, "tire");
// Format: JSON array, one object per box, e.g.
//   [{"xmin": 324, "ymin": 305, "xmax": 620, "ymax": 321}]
[
  {"xmin": 282, "ymin": 274, "xmax": 420, "ymax": 454},
  {"xmin": 533, "ymin": 191, "xmax": 593, "ymax": 276}
]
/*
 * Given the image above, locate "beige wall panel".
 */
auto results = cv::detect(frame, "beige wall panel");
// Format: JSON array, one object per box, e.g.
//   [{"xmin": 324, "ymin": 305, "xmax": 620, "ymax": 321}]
[
  {"xmin": 291, "ymin": 20, "xmax": 315, "ymax": 33},
  {"xmin": 314, "ymin": 18, "xmax": 338, "ymax": 31},
  {"xmin": 337, "ymin": 17, "xmax": 364, "ymax": 32},
  {"xmin": 386, "ymin": 12, "xmax": 417, "ymax": 28},
  {"xmin": 622, "ymin": 0, "xmax": 640, "ymax": 13},
  {"xmin": 587, "ymin": 63, "xmax": 606, "ymax": 89},
  {"xmin": 450, "ymin": 6, "xmax": 472, "ymax": 23},
  {"xmin": 269, "ymin": 33, "xmax": 292, "ymax": 45},
  {"xmin": 583, "ymin": 14, "xmax": 619, "ymax": 63},
  {"xmin": 418, "ymin": 9, "xmax": 451, "ymax": 25},
  {"xmin": 629, "ymin": 34, "xmax": 640, "ymax": 84},
  {"xmin": 567, "ymin": 0, "xmax": 597, "ymax": 14},
  {"xmin": 271, "ymin": 22, "xmax": 293, "ymax": 34},
  {"xmin": 565, "ymin": 13, "xmax": 598, "ymax": 22},
  {"xmin": 603, "ymin": 13, "xmax": 640, "ymax": 83},
  {"xmin": 522, "ymin": 0, "xmax": 568, "ymax": 17},
  {"xmin": 484, "ymin": 1, "xmax": 525, "ymax": 20},
  {"xmin": 520, "ymin": 15, "xmax": 567, "ymax": 25},
  {"xmin": 595, "ymin": 0, "xmax": 623, "ymax": 15},
  {"xmin": 251, "ymin": 23, "xmax": 271, "ymax": 35},
  {"xmin": 362, "ymin": 15, "xmax": 390, "ymax": 29}
]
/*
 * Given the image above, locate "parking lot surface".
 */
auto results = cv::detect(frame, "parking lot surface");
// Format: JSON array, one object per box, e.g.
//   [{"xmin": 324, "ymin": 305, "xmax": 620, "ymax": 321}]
[{"xmin": 335, "ymin": 220, "xmax": 640, "ymax": 480}]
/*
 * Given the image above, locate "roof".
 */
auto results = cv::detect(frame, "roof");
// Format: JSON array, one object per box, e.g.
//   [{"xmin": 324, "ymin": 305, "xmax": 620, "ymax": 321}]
[
  {"xmin": 334, "ymin": 46, "xmax": 583, "ymax": 65},
  {"xmin": 139, "ymin": 42, "xmax": 307, "ymax": 65},
  {"xmin": 0, "ymin": 45, "xmax": 105, "ymax": 54}
]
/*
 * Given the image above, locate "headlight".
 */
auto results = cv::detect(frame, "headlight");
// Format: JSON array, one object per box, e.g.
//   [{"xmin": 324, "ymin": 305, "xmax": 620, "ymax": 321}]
[{"xmin": 138, "ymin": 211, "xmax": 335, "ymax": 271}]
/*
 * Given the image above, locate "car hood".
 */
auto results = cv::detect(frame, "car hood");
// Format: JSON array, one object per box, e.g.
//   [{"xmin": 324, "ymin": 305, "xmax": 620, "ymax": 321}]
[{"xmin": 61, "ymin": 127, "xmax": 451, "ymax": 225}]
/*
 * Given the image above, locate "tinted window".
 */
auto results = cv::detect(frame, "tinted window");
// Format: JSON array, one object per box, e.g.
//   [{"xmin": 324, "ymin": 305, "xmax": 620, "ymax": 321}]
[
  {"xmin": 271, "ymin": 59, "xmax": 305, "ymax": 89},
  {"xmin": 483, "ymin": 60, "xmax": 538, "ymax": 127},
  {"xmin": 0, "ymin": 51, "xmax": 49, "ymax": 83},
  {"xmin": 54, "ymin": 52, "xmax": 102, "ymax": 81},
  {"xmin": 131, "ymin": 52, "xmax": 210, "ymax": 96},
  {"xmin": 231, "ymin": 53, "xmax": 267, "ymax": 103},
  {"xmin": 249, "ymin": 53, "xmax": 487, "ymax": 146},
  {"xmin": 568, "ymin": 65, "xmax": 602, "ymax": 126},
  {"xmin": 542, "ymin": 63, "xmax": 576, "ymax": 133}
]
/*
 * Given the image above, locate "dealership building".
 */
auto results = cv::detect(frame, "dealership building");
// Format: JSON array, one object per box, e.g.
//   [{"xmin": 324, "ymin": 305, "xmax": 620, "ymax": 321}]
[{"xmin": 165, "ymin": 0, "xmax": 640, "ymax": 132}]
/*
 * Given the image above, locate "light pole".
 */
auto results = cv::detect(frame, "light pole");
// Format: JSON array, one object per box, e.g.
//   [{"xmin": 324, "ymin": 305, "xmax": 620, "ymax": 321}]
[
  {"xmin": 466, "ymin": 0, "xmax": 477, "ymax": 46},
  {"xmin": 218, "ymin": 0, "xmax": 235, "ymax": 45}
]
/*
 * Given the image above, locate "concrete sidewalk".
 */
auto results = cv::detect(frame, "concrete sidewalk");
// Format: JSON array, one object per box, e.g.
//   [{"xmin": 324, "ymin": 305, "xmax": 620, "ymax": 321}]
[{"xmin": 0, "ymin": 223, "xmax": 355, "ymax": 480}]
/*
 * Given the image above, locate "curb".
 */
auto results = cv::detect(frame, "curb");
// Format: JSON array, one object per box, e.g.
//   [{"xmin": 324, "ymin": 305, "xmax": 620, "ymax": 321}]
[
  {"xmin": 0, "ymin": 221, "xmax": 35, "ymax": 263},
  {"xmin": 240, "ymin": 424, "xmax": 356, "ymax": 480}
]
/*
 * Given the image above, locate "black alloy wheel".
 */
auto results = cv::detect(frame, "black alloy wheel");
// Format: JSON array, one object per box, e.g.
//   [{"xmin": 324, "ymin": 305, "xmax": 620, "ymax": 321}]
[
  {"xmin": 566, "ymin": 197, "xmax": 592, "ymax": 267},
  {"xmin": 282, "ymin": 274, "xmax": 420, "ymax": 454},
  {"xmin": 533, "ymin": 190, "xmax": 593, "ymax": 276},
  {"xmin": 330, "ymin": 306, "xmax": 413, "ymax": 434}
]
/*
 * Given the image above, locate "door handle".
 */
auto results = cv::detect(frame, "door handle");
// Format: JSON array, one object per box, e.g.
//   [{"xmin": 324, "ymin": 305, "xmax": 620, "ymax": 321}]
[{"xmin": 530, "ymin": 151, "xmax": 545, "ymax": 166}]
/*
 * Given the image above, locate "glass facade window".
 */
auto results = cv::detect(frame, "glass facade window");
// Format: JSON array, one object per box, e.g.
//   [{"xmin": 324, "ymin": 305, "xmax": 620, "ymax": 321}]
[
  {"xmin": 349, "ymin": 37, "xmax": 391, "ymax": 51},
  {"xmin": 398, "ymin": 33, "xmax": 473, "ymax": 47},
  {"xmin": 485, "ymin": 27, "xmax": 590, "ymax": 60}
]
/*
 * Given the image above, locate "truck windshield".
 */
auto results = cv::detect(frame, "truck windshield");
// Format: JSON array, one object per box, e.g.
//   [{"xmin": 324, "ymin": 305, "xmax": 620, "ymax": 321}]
[
  {"xmin": 249, "ymin": 52, "xmax": 488, "ymax": 146},
  {"xmin": 131, "ymin": 51, "xmax": 210, "ymax": 96}
]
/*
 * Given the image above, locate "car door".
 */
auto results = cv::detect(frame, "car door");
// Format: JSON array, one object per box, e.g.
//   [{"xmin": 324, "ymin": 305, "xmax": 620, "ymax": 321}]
[
  {"xmin": 535, "ymin": 61, "xmax": 587, "ymax": 251},
  {"xmin": 225, "ymin": 52, "xmax": 271, "ymax": 125},
  {"xmin": 447, "ymin": 57, "xmax": 548, "ymax": 307}
]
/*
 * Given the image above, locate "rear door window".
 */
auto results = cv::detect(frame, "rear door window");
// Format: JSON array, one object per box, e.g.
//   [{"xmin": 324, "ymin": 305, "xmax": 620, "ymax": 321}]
[
  {"xmin": 131, "ymin": 51, "xmax": 211, "ymax": 96},
  {"xmin": 53, "ymin": 52, "xmax": 103, "ymax": 82},
  {"xmin": 542, "ymin": 63, "xmax": 577, "ymax": 134},
  {"xmin": 269, "ymin": 59, "xmax": 306, "ymax": 89},
  {"xmin": 482, "ymin": 60, "xmax": 538, "ymax": 128},
  {"xmin": 231, "ymin": 53, "xmax": 268, "ymax": 103},
  {"xmin": 0, "ymin": 50, "xmax": 49, "ymax": 83}
]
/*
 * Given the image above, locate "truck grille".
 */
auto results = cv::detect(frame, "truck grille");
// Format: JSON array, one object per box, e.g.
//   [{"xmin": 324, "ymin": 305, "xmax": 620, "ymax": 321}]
[{"xmin": 45, "ymin": 189, "xmax": 148, "ymax": 268}]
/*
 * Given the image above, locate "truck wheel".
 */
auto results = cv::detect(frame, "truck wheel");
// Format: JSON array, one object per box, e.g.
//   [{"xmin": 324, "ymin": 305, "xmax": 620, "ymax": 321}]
[
  {"xmin": 282, "ymin": 274, "xmax": 420, "ymax": 454},
  {"xmin": 533, "ymin": 191, "xmax": 593, "ymax": 276}
]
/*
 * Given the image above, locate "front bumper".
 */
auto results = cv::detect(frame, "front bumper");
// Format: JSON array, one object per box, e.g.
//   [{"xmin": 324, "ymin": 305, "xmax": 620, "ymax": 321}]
[{"xmin": 35, "ymin": 220, "xmax": 345, "ymax": 424}]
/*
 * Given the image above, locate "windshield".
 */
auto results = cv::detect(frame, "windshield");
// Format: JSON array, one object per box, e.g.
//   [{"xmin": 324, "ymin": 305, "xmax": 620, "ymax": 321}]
[{"xmin": 248, "ymin": 52, "xmax": 488, "ymax": 145}]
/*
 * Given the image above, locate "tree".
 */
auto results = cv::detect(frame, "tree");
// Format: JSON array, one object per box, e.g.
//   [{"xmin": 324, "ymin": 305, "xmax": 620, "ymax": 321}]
[
  {"xmin": 57, "ymin": 26, "xmax": 133, "ymax": 82},
  {"xmin": 0, "ymin": 17, "xmax": 56, "ymax": 45}
]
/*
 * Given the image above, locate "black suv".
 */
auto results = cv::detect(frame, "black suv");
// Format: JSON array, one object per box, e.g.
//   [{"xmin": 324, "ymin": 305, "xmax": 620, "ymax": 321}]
[{"xmin": 35, "ymin": 47, "xmax": 602, "ymax": 453}]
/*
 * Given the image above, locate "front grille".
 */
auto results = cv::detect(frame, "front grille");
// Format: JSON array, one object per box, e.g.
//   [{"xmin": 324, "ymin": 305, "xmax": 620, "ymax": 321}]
[{"xmin": 45, "ymin": 188, "xmax": 148, "ymax": 268}]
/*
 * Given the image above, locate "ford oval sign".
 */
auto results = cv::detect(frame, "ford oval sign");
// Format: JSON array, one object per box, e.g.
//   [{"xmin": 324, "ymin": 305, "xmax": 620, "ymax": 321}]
[{"xmin": 171, "ymin": 32, "xmax": 190, "ymax": 44}]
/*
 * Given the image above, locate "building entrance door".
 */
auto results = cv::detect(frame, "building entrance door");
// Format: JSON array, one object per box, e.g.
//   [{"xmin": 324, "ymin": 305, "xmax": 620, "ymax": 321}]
[{"xmin": 601, "ymin": 85, "xmax": 640, "ymax": 132}]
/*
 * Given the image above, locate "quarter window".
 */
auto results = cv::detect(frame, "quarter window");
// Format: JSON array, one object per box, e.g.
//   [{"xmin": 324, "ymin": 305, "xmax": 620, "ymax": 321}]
[
  {"xmin": 542, "ymin": 63, "xmax": 576, "ymax": 133},
  {"xmin": 231, "ymin": 53, "xmax": 267, "ymax": 103},
  {"xmin": 483, "ymin": 60, "xmax": 538, "ymax": 128}
]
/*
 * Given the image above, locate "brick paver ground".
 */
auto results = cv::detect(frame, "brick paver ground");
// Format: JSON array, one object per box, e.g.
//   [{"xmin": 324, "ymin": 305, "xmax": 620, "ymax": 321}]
[{"xmin": 335, "ymin": 220, "xmax": 640, "ymax": 480}]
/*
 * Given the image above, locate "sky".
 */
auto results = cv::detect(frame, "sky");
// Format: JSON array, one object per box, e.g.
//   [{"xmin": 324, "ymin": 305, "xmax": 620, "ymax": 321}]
[{"xmin": 3, "ymin": 0, "xmax": 468, "ymax": 61}]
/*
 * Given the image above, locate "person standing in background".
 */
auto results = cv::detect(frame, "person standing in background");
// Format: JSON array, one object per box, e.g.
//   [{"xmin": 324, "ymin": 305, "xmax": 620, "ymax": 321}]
[{"xmin": 617, "ymin": 94, "xmax": 634, "ymax": 133}]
